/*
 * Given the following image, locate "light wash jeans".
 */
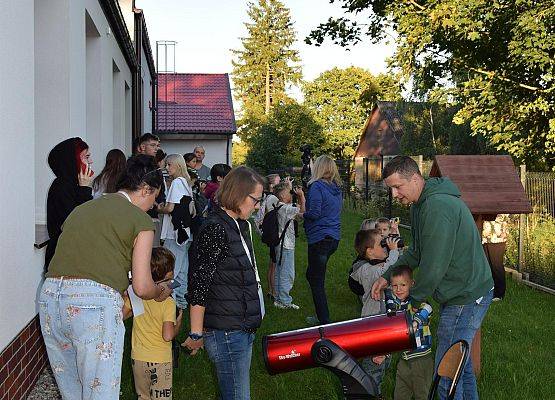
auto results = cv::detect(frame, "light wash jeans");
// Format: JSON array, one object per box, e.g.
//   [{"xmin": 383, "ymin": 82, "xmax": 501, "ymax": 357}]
[
  {"xmin": 435, "ymin": 289, "xmax": 493, "ymax": 400},
  {"xmin": 38, "ymin": 278, "xmax": 125, "ymax": 400},
  {"xmin": 163, "ymin": 238, "xmax": 191, "ymax": 309},
  {"xmin": 203, "ymin": 330, "xmax": 255, "ymax": 400},
  {"xmin": 275, "ymin": 247, "xmax": 295, "ymax": 305}
]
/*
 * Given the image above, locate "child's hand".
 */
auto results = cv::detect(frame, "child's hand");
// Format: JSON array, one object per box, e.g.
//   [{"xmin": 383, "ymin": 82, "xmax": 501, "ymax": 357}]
[
  {"xmin": 371, "ymin": 277, "xmax": 388, "ymax": 300},
  {"xmin": 386, "ymin": 236, "xmax": 399, "ymax": 250},
  {"xmin": 176, "ymin": 308, "xmax": 184, "ymax": 322},
  {"xmin": 412, "ymin": 321, "xmax": 419, "ymax": 332},
  {"xmin": 284, "ymin": 176, "xmax": 293, "ymax": 189},
  {"xmin": 155, "ymin": 281, "xmax": 173, "ymax": 302},
  {"xmin": 372, "ymin": 355, "xmax": 386, "ymax": 365},
  {"xmin": 390, "ymin": 217, "xmax": 400, "ymax": 233}
]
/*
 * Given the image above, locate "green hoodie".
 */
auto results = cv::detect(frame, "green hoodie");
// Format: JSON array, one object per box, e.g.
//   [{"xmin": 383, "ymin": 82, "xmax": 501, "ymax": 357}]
[{"xmin": 384, "ymin": 177, "xmax": 493, "ymax": 305}]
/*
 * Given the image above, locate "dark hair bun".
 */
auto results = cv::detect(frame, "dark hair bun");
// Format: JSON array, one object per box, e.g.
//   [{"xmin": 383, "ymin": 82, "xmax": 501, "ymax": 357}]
[{"xmin": 117, "ymin": 154, "xmax": 163, "ymax": 192}]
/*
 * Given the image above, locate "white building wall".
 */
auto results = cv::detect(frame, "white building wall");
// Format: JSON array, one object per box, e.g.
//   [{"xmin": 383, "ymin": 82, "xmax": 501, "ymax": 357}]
[
  {"xmin": 0, "ymin": 0, "xmax": 44, "ymax": 351},
  {"xmin": 141, "ymin": 45, "xmax": 154, "ymax": 134},
  {"xmin": 161, "ymin": 138, "xmax": 233, "ymax": 168},
  {"xmin": 34, "ymin": 0, "xmax": 133, "ymax": 223}
]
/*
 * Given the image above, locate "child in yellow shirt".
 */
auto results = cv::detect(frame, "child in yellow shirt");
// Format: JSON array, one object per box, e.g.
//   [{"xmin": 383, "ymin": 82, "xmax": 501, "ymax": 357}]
[{"xmin": 123, "ymin": 247, "xmax": 183, "ymax": 400}]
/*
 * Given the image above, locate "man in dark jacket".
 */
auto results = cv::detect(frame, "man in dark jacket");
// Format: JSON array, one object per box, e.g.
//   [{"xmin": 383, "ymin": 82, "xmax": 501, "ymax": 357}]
[
  {"xmin": 45, "ymin": 137, "xmax": 93, "ymax": 270},
  {"xmin": 372, "ymin": 156, "xmax": 493, "ymax": 400}
]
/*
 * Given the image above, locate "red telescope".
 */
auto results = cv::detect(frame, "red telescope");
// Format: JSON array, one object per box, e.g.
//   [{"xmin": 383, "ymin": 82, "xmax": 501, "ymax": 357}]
[{"xmin": 263, "ymin": 312, "xmax": 415, "ymax": 375}]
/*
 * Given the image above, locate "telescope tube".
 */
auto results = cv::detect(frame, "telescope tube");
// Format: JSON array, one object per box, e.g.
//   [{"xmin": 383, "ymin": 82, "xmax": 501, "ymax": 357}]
[{"xmin": 263, "ymin": 312, "xmax": 415, "ymax": 375}]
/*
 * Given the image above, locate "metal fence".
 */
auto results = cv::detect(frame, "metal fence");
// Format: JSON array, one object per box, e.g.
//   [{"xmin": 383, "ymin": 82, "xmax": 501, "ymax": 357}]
[{"xmin": 516, "ymin": 170, "xmax": 555, "ymax": 289}]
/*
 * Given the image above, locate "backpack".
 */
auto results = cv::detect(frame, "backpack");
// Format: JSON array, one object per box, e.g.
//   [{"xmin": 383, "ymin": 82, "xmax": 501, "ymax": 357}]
[
  {"xmin": 348, "ymin": 257, "xmax": 366, "ymax": 296},
  {"xmin": 260, "ymin": 204, "xmax": 284, "ymax": 247},
  {"xmin": 348, "ymin": 266, "xmax": 365, "ymax": 296}
]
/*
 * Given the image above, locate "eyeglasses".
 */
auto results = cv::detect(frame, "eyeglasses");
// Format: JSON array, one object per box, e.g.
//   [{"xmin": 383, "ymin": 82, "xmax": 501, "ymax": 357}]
[{"xmin": 248, "ymin": 194, "xmax": 264, "ymax": 206}]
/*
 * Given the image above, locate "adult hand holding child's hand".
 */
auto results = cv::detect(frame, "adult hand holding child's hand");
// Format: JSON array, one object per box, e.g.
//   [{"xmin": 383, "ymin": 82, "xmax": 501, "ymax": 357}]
[{"xmin": 182, "ymin": 336, "xmax": 204, "ymax": 355}]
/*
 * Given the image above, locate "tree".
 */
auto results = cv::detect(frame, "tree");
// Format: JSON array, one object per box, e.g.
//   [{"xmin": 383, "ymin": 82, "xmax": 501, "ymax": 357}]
[
  {"xmin": 397, "ymin": 102, "xmax": 494, "ymax": 158},
  {"xmin": 231, "ymin": 139, "xmax": 250, "ymax": 166},
  {"xmin": 245, "ymin": 103, "xmax": 323, "ymax": 173},
  {"xmin": 303, "ymin": 67, "xmax": 402, "ymax": 158},
  {"xmin": 232, "ymin": 0, "xmax": 302, "ymax": 126},
  {"xmin": 307, "ymin": 1, "xmax": 555, "ymax": 170}
]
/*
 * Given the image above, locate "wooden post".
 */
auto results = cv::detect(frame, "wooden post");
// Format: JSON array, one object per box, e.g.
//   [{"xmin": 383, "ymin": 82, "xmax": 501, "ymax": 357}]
[
  {"xmin": 472, "ymin": 215, "xmax": 484, "ymax": 377},
  {"xmin": 518, "ymin": 165, "xmax": 527, "ymax": 271},
  {"xmin": 364, "ymin": 157, "xmax": 369, "ymax": 201}
]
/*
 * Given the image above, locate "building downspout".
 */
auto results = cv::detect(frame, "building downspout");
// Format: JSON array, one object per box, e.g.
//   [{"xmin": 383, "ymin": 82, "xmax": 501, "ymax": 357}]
[
  {"xmin": 152, "ymin": 74, "xmax": 157, "ymax": 134},
  {"xmin": 226, "ymin": 135, "xmax": 231, "ymax": 165},
  {"xmin": 133, "ymin": 10, "xmax": 143, "ymax": 137}
]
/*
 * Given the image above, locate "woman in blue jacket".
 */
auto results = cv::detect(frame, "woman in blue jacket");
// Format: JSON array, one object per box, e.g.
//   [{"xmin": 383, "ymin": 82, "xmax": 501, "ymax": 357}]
[{"xmin": 304, "ymin": 155, "xmax": 343, "ymax": 324}]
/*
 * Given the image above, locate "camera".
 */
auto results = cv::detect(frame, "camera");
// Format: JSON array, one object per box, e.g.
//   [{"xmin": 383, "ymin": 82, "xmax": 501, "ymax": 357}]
[
  {"xmin": 300, "ymin": 145, "xmax": 312, "ymax": 189},
  {"xmin": 380, "ymin": 234, "xmax": 404, "ymax": 249}
]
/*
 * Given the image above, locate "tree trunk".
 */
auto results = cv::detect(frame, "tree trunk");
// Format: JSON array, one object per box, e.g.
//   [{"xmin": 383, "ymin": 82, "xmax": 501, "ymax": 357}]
[{"xmin": 265, "ymin": 61, "xmax": 270, "ymax": 115}]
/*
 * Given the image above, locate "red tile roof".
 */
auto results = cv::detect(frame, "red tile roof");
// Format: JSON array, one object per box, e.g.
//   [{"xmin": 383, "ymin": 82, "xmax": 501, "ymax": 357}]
[{"xmin": 156, "ymin": 73, "xmax": 236, "ymax": 134}]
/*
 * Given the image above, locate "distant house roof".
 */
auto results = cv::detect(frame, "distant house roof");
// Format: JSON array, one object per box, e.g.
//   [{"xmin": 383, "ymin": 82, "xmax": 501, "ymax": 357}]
[
  {"xmin": 355, "ymin": 101, "xmax": 443, "ymax": 158},
  {"xmin": 376, "ymin": 101, "xmax": 404, "ymax": 136},
  {"xmin": 156, "ymin": 73, "xmax": 236, "ymax": 135},
  {"xmin": 354, "ymin": 101, "xmax": 405, "ymax": 157}
]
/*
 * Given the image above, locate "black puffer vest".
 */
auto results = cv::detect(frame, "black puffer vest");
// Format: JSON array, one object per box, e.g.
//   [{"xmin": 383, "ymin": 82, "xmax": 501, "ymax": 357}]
[{"xmin": 202, "ymin": 208, "xmax": 262, "ymax": 331}]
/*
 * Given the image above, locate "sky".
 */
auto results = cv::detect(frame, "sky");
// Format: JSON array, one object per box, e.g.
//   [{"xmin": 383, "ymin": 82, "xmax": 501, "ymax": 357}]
[{"xmin": 135, "ymin": 0, "xmax": 396, "ymax": 90}]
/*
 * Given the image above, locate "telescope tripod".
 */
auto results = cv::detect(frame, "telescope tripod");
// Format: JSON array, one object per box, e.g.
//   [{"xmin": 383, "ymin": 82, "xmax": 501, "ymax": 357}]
[{"xmin": 311, "ymin": 337, "xmax": 379, "ymax": 400}]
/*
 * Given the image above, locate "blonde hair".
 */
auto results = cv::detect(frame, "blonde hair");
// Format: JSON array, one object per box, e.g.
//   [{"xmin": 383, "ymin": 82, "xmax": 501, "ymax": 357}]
[
  {"xmin": 360, "ymin": 219, "xmax": 376, "ymax": 230},
  {"xmin": 308, "ymin": 155, "xmax": 342, "ymax": 186},
  {"xmin": 166, "ymin": 154, "xmax": 192, "ymax": 185}
]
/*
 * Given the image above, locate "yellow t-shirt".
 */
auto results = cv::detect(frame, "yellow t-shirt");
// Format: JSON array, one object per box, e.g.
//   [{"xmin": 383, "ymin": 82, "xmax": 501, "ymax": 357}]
[{"xmin": 125, "ymin": 296, "xmax": 177, "ymax": 363}]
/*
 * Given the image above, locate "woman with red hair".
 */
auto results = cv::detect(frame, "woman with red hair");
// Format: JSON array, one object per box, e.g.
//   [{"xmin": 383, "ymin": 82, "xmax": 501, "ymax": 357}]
[{"xmin": 45, "ymin": 137, "xmax": 94, "ymax": 270}]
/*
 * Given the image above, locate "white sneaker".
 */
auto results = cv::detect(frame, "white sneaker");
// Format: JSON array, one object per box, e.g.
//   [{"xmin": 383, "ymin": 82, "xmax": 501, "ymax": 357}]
[
  {"xmin": 283, "ymin": 303, "xmax": 300, "ymax": 310},
  {"xmin": 273, "ymin": 301, "xmax": 286, "ymax": 309}
]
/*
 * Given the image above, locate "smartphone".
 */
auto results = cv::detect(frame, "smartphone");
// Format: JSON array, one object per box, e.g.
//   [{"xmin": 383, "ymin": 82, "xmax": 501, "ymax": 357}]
[
  {"xmin": 168, "ymin": 279, "xmax": 181, "ymax": 289},
  {"xmin": 79, "ymin": 162, "xmax": 94, "ymax": 177}
]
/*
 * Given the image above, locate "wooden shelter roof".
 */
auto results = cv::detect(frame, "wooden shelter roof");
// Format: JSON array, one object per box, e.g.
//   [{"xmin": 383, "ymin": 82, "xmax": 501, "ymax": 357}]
[{"xmin": 429, "ymin": 155, "xmax": 532, "ymax": 215}]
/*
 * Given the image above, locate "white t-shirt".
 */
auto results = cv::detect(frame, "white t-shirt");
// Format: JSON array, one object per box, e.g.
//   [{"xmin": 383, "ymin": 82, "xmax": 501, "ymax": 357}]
[
  {"xmin": 161, "ymin": 177, "xmax": 193, "ymax": 241},
  {"xmin": 277, "ymin": 202, "xmax": 300, "ymax": 250}
]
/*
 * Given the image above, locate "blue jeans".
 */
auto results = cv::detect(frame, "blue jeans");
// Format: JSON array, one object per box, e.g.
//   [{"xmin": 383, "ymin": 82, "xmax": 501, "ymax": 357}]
[
  {"xmin": 361, "ymin": 354, "xmax": 391, "ymax": 395},
  {"xmin": 306, "ymin": 236, "xmax": 339, "ymax": 324},
  {"xmin": 275, "ymin": 247, "xmax": 295, "ymax": 305},
  {"xmin": 164, "ymin": 238, "xmax": 191, "ymax": 309},
  {"xmin": 38, "ymin": 278, "xmax": 125, "ymax": 400},
  {"xmin": 435, "ymin": 289, "xmax": 493, "ymax": 400},
  {"xmin": 203, "ymin": 330, "xmax": 255, "ymax": 400}
]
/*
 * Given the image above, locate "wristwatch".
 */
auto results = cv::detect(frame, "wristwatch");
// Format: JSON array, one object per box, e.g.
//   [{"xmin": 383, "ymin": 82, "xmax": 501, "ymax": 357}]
[{"xmin": 188, "ymin": 332, "xmax": 203, "ymax": 341}]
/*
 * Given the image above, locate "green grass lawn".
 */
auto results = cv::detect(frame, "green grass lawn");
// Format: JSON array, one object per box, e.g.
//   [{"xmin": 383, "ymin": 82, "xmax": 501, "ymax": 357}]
[{"xmin": 120, "ymin": 210, "xmax": 555, "ymax": 399}]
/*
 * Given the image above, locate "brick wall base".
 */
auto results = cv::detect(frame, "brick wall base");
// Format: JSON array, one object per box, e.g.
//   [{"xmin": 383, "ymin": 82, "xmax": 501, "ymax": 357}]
[{"xmin": 0, "ymin": 315, "xmax": 48, "ymax": 399}]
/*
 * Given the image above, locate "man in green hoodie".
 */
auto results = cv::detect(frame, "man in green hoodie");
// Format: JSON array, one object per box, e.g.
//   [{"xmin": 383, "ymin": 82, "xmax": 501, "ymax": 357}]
[{"xmin": 371, "ymin": 156, "xmax": 493, "ymax": 400}]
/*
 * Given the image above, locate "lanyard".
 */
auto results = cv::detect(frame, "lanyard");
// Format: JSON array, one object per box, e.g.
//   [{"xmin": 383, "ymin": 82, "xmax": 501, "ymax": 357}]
[{"xmin": 233, "ymin": 219, "xmax": 265, "ymax": 319}]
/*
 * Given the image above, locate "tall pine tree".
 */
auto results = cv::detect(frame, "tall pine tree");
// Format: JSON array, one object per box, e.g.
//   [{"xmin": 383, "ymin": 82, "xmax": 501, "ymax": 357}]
[{"xmin": 232, "ymin": 0, "xmax": 301, "ymax": 130}]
